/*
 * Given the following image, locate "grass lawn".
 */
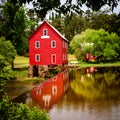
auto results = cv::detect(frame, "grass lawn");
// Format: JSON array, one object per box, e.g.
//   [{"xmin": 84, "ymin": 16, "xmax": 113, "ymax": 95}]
[
  {"xmin": 79, "ymin": 61, "xmax": 120, "ymax": 68},
  {"xmin": 14, "ymin": 56, "xmax": 29, "ymax": 68},
  {"xmin": 68, "ymin": 54, "xmax": 77, "ymax": 63},
  {"xmin": 12, "ymin": 56, "xmax": 43, "ymax": 82}
]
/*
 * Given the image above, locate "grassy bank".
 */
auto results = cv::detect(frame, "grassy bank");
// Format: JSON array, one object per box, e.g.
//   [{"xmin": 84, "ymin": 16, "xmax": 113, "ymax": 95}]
[
  {"xmin": 12, "ymin": 56, "xmax": 43, "ymax": 82},
  {"xmin": 12, "ymin": 55, "xmax": 120, "ymax": 81},
  {"xmin": 68, "ymin": 54, "xmax": 120, "ymax": 67},
  {"xmin": 78, "ymin": 61, "xmax": 120, "ymax": 68}
]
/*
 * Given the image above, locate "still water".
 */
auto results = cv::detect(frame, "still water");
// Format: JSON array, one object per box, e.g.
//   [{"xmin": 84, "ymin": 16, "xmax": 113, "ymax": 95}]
[{"xmin": 26, "ymin": 67, "xmax": 120, "ymax": 120}]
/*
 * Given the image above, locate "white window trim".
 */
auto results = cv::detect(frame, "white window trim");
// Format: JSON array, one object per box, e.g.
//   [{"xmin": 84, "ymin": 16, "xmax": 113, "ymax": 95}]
[
  {"xmin": 35, "ymin": 54, "xmax": 40, "ymax": 62},
  {"xmin": 51, "ymin": 54, "xmax": 56, "ymax": 64},
  {"xmin": 43, "ymin": 29, "xmax": 48, "ymax": 36},
  {"xmin": 51, "ymin": 40, "xmax": 56, "ymax": 48},
  {"xmin": 41, "ymin": 36, "xmax": 50, "ymax": 39},
  {"xmin": 35, "ymin": 41, "xmax": 40, "ymax": 48},
  {"xmin": 52, "ymin": 85, "xmax": 57, "ymax": 95}
]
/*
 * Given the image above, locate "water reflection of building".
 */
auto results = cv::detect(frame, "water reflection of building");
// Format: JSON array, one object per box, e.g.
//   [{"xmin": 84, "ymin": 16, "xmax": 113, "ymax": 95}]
[
  {"xmin": 31, "ymin": 69, "xmax": 69, "ymax": 110},
  {"xmin": 84, "ymin": 67, "xmax": 97, "ymax": 74},
  {"xmin": 80, "ymin": 67, "xmax": 97, "ymax": 83}
]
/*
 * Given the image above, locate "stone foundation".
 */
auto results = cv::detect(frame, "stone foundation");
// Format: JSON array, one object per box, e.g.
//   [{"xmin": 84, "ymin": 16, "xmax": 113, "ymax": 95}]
[
  {"xmin": 28, "ymin": 65, "xmax": 33, "ymax": 78},
  {"xmin": 28, "ymin": 64, "xmax": 67, "ymax": 78}
]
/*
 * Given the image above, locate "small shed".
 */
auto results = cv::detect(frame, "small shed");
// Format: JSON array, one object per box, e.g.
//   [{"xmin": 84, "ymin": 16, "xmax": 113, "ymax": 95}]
[{"xmin": 28, "ymin": 20, "xmax": 68, "ymax": 77}]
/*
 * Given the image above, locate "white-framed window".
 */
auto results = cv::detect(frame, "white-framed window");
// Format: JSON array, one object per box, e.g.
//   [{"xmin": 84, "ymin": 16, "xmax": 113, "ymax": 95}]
[
  {"xmin": 35, "ymin": 54, "xmax": 40, "ymax": 62},
  {"xmin": 36, "ymin": 89, "xmax": 41, "ymax": 95},
  {"xmin": 41, "ymin": 29, "xmax": 50, "ymax": 38},
  {"xmin": 52, "ymin": 85, "xmax": 57, "ymax": 95},
  {"xmin": 51, "ymin": 40, "xmax": 56, "ymax": 48},
  {"xmin": 43, "ymin": 29, "xmax": 48, "ymax": 36},
  {"xmin": 51, "ymin": 54, "xmax": 56, "ymax": 64},
  {"xmin": 35, "ymin": 41, "xmax": 40, "ymax": 48},
  {"xmin": 65, "ymin": 42, "xmax": 67, "ymax": 48}
]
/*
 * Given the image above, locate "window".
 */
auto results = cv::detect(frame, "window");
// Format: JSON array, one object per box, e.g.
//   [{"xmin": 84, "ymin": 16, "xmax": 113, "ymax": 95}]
[
  {"xmin": 51, "ymin": 54, "xmax": 56, "ymax": 64},
  {"xmin": 41, "ymin": 29, "xmax": 50, "ymax": 38},
  {"xmin": 36, "ymin": 89, "xmax": 41, "ymax": 95},
  {"xmin": 52, "ymin": 85, "xmax": 57, "ymax": 95},
  {"xmin": 51, "ymin": 40, "xmax": 56, "ymax": 48},
  {"xmin": 43, "ymin": 29, "xmax": 48, "ymax": 36},
  {"xmin": 63, "ymin": 41, "xmax": 64, "ymax": 48},
  {"xmin": 35, "ymin": 41, "xmax": 40, "ymax": 48},
  {"xmin": 35, "ymin": 54, "xmax": 40, "ymax": 62}
]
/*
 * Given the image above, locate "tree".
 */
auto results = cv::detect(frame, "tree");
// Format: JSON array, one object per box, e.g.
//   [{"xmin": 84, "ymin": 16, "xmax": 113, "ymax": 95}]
[
  {"xmin": 0, "ymin": 37, "xmax": 16, "ymax": 96},
  {"xmin": 1, "ymin": 1, "xmax": 29, "ymax": 55},
  {"xmin": 0, "ymin": 55, "xmax": 6, "ymax": 74},
  {"xmin": 13, "ymin": 6, "xmax": 28, "ymax": 55},
  {"xmin": 3, "ymin": 0, "xmax": 120, "ymax": 19},
  {"xmin": 70, "ymin": 29, "xmax": 120, "ymax": 62},
  {"xmin": 0, "ymin": 37, "xmax": 16, "ymax": 69}
]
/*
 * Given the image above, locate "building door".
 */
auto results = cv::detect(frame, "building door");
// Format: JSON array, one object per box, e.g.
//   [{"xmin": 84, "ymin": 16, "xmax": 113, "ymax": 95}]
[
  {"xmin": 51, "ymin": 54, "xmax": 56, "ymax": 64},
  {"xmin": 33, "ymin": 65, "xmax": 38, "ymax": 77}
]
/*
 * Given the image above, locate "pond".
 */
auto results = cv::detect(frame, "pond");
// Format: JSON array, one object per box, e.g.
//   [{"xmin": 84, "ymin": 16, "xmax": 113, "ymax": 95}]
[{"xmin": 18, "ymin": 67, "xmax": 120, "ymax": 120}]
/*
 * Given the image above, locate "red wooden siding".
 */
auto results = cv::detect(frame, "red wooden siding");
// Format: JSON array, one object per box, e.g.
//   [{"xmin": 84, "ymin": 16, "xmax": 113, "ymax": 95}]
[{"xmin": 29, "ymin": 21, "xmax": 68, "ymax": 66}]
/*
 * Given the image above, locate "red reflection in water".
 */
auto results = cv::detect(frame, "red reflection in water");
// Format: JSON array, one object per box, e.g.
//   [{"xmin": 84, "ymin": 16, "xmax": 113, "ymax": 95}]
[
  {"xmin": 86, "ymin": 67, "xmax": 97, "ymax": 73},
  {"xmin": 31, "ymin": 69, "xmax": 69, "ymax": 110}
]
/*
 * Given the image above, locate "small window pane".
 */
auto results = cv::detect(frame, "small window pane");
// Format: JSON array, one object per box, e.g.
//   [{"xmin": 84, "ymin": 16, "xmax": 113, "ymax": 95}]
[
  {"xmin": 51, "ymin": 41, "xmax": 56, "ymax": 48},
  {"xmin": 51, "ymin": 54, "xmax": 56, "ymax": 64},
  {"xmin": 43, "ymin": 29, "xmax": 48, "ymax": 36},
  {"xmin": 35, "ymin": 41, "xmax": 40, "ymax": 48},
  {"xmin": 35, "ymin": 54, "xmax": 40, "ymax": 62}
]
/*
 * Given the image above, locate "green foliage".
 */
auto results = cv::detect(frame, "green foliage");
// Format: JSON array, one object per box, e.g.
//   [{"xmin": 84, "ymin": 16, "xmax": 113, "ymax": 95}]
[
  {"xmin": 1, "ymin": 0, "xmax": 120, "ymax": 56},
  {"xmin": 13, "ymin": 6, "xmax": 28, "ymax": 55},
  {"xmin": 70, "ymin": 29, "xmax": 120, "ymax": 62},
  {"xmin": 1, "ymin": 1, "xmax": 29, "ymax": 55},
  {"xmin": 0, "ymin": 55, "xmax": 6, "ymax": 74},
  {"xmin": 0, "ymin": 37, "xmax": 16, "ymax": 94},
  {"xmin": 8, "ymin": 0, "xmax": 120, "ymax": 18},
  {"xmin": 0, "ymin": 95, "xmax": 50, "ymax": 120},
  {"xmin": 0, "ymin": 37, "xmax": 16, "ymax": 67},
  {"xmin": 0, "ymin": 54, "xmax": 49, "ymax": 120},
  {"xmin": 50, "ymin": 11, "xmax": 120, "ymax": 49}
]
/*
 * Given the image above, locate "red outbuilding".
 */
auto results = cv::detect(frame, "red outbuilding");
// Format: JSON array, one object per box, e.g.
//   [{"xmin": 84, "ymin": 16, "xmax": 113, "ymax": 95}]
[{"xmin": 28, "ymin": 20, "xmax": 68, "ymax": 77}]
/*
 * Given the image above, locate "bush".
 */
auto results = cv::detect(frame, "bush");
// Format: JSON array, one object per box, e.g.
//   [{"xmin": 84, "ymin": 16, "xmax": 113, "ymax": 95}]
[{"xmin": 0, "ymin": 95, "xmax": 50, "ymax": 120}]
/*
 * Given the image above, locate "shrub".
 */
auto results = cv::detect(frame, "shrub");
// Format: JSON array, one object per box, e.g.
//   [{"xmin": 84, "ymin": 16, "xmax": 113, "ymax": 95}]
[{"xmin": 0, "ymin": 95, "xmax": 50, "ymax": 120}]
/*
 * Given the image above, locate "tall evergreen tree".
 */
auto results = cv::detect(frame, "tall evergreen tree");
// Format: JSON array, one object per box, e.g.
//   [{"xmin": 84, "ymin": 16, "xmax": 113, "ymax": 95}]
[{"xmin": 1, "ymin": 0, "xmax": 28, "ymax": 55}]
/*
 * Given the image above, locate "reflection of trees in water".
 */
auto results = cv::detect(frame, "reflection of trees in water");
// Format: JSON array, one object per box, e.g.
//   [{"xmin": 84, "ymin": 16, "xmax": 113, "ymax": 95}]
[
  {"xmin": 95, "ymin": 67, "xmax": 120, "ymax": 87},
  {"xmin": 69, "ymin": 67, "xmax": 120, "ymax": 100},
  {"xmin": 55, "ymin": 86, "xmax": 120, "ymax": 112}
]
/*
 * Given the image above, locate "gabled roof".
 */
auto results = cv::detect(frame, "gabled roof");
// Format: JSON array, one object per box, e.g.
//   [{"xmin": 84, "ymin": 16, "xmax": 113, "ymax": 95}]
[{"xmin": 29, "ymin": 20, "xmax": 68, "ymax": 42}]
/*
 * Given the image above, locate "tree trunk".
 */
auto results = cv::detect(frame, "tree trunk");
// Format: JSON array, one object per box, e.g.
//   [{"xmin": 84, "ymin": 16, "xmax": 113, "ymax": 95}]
[{"xmin": 11, "ymin": 61, "xmax": 14, "ymax": 70}]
